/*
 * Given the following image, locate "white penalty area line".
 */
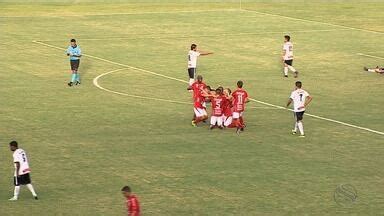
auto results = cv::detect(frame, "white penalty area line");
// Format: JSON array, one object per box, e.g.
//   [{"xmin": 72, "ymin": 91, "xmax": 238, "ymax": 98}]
[
  {"xmin": 34, "ymin": 40, "xmax": 384, "ymax": 136},
  {"xmin": 0, "ymin": 9, "xmax": 237, "ymax": 18},
  {"xmin": 241, "ymin": 9, "xmax": 384, "ymax": 35},
  {"xmin": 357, "ymin": 53, "xmax": 384, "ymax": 60}
]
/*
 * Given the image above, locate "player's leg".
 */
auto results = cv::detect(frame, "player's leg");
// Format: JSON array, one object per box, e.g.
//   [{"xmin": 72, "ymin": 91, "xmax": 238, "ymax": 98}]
[
  {"xmin": 9, "ymin": 176, "xmax": 21, "ymax": 200},
  {"xmin": 283, "ymin": 62, "xmax": 289, "ymax": 77},
  {"xmin": 193, "ymin": 108, "xmax": 205, "ymax": 126},
  {"xmin": 217, "ymin": 116, "xmax": 223, "ymax": 129},
  {"xmin": 68, "ymin": 60, "xmax": 76, "ymax": 86},
  {"xmin": 75, "ymin": 60, "xmax": 81, "ymax": 85},
  {"xmin": 210, "ymin": 116, "xmax": 217, "ymax": 129},
  {"xmin": 296, "ymin": 112, "xmax": 305, "ymax": 137},
  {"xmin": 188, "ymin": 68, "xmax": 195, "ymax": 86},
  {"xmin": 292, "ymin": 113, "xmax": 298, "ymax": 134},
  {"xmin": 286, "ymin": 60, "xmax": 298, "ymax": 78},
  {"xmin": 24, "ymin": 174, "xmax": 38, "ymax": 199},
  {"xmin": 233, "ymin": 112, "xmax": 243, "ymax": 134}
]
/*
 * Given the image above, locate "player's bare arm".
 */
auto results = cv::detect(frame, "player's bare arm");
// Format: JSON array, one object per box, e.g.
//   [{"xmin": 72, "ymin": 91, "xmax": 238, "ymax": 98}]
[
  {"xmin": 15, "ymin": 162, "xmax": 20, "ymax": 177},
  {"xmin": 303, "ymin": 95, "xmax": 313, "ymax": 108},
  {"xmin": 199, "ymin": 50, "xmax": 214, "ymax": 56},
  {"xmin": 286, "ymin": 98, "xmax": 293, "ymax": 108}
]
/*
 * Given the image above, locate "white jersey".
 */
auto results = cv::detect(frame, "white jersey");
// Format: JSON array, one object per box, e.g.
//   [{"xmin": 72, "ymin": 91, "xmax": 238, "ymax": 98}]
[
  {"xmin": 188, "ymin": 50, "xmax": 200, "ymax": 68},
  {"xmin": 13, "ymin": 148, "xmax": 31, "ymax": 176},
  {"xmin": 290, "ymin": 89, "xmax": 310, "ymax": 112},
  {"xmin": 283, "ymin": 42, "xmax": 294, "ymax": 60}
]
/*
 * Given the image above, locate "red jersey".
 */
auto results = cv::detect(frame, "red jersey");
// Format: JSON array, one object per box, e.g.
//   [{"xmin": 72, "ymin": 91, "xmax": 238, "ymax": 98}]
[
  {"xmin": 126, "ymin": 195, "xmax": 140, "ymax": 216},
  {"xmin": 232, "ymin": 88, "xmax": 248, "ymax": 112},
  {"xmin": 191, "ymin": 81, "xmax": 206, "ymax": 99},
  {"xmin": 194, "ymin": 95, "xmax": 205, "ymax": 109},
  {"xmin": 210, "ymin": 95, "xmax": 224, "ymax": 116},
  {"xmin": 222, "ymin": 97, "xmax": 233, "ymax": 117}
]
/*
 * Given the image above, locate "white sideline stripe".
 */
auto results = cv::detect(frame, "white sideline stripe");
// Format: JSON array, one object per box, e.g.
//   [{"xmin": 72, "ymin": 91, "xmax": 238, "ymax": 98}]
[
  {"xmin": 34, "ymin": 41, "xmax": 384, "ymax": 136},
  {"xmin": 36, "ymin": 29, "xmax": 348, "ymax": 42},
  {"xmin": 241, "ymin": 9, "xmax": 384, "ymax": 35},
  {"xmin": 33, "ymin": 40, "xmax": 187, "ymax": 84},
  {"xmin": 93, "ymin": 68, "xmax": 191, "ymax": 105},
  {"xmin": 0, "ymin": 9, "xmax": 237, "ymax": 18},
  {"xmin": 357, "ymin": 53, "xmax": 384, "ymax": 60}
]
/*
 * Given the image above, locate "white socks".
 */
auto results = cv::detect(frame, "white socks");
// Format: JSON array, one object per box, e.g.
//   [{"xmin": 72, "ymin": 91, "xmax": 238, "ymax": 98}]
[
  {"xmin": 293, "ymin": 122, "xmax": 298, "ymax": 132},
  {"xmin": 288, "ymin": 65, "xmax": 297, "ymax": 72},
  {"xmin": 189, "ymin": 78, "xmax": 194, "ymax": 86},
  {"xmin": 14, "ymin": 186, "xmax": 20, "ymax": 198},
  {"xmin": 368, "ymin": 69, "xmax": 375, "ymax": 73},
  {"xmin": 27, "ymin": 184, "xmax": 37, "ymax": 197},
  {"xmin": 284, "ymin": 67, "xmax": 288, "ymax": 76},
  {"xmin": 297, "ymin": 121, "xmax": 304, "ymax": 135}
]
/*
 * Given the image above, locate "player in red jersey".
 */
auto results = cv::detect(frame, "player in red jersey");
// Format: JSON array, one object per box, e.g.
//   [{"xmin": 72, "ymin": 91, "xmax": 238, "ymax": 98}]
[
  {"xmin": 188, "ymin": 75, "xmax": 207, "ymax": 125},
  {"xmin": 191, "ymin": 86, "xmax": 210, "ymax": 127},
  {"xmin": 231, "ymin": 81, "xmax": 249, "ymax": 134},
  {"xmin": 222, "ymin": 88, "xmax": 235, "ymax": 128},
  {"xmin": 121, "ymin": 186, "xmax": 140, "ymax": 216},
  {"xmin": 208, "ymin": 88, "xmax": 225, "ymax": 129}
]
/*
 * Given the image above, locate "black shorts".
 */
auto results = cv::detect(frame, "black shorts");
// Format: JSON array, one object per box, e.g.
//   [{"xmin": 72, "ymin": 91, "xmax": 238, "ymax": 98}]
[
  {"xmin": 284, "ymin": 60, "xmax": 293, "ymax": 66},
  {"xmin": 188, "ymin": 68, "xmax": 196, "ymax": 79},
  {"xmin": 294, "ymin": 111, "xmax": 305, "ymax": 121},
  {"xmin": 14, "ymin": 173, "xmax": 31, "ymax": 186},
  {"xmin": 70, "ymin": 60, "xmax": 80, "ymax": 71}
]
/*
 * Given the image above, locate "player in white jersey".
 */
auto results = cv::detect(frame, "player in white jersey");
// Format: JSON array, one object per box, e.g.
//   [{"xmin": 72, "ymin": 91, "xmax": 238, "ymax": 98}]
[
  {"xmin": 187, "ymin": 44, "xmax": 213, "ymax": 86},
  {"xmin": 282, "ymin": 35, "xmax": 299, "ymax": 78},
  {"xmin": 286, "ymin": 81, "xmax": 313, "ymax": 137},
  {"xmin": 9, "ymin": 141, "xmax": 38, "ymax": 201},
  {"xmin": 364, "ymin": 66, "xmax": 384, "ymax": 74}
]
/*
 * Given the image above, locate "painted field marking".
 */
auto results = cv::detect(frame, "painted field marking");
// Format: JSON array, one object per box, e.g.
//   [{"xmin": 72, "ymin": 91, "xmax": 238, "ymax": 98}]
[
  {"xmin": 357, "ymin": 53, "xmax": 384, "ymax": 60},
  {"xmin": 93, "ymin": 68, "xmax": 277, "ymax": 110},
  {"xmin": 0, "ymin": 9, "xmax": 238, "ymax": 18},
  {"xmin": 34, "ymin": 40, "xmax": 384, "ymax": 136},
  {"xmin": 36, "ymin": 29, "xmax": 349, "ymax": 42},
  {"xmin": 241, "ymin": 9, "xmax": 384, "ymax": 35}
]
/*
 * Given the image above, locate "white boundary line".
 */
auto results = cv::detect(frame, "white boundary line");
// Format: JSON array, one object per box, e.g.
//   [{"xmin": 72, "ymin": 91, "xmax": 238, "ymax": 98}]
[
  {"xmin": 357, "ymin": 53, "xmax": 384, "ymax": 60},
  {"xmin": 36, "ymin": 29, "xmax": 349, "ymax": 42},
  {"xmin": 0, "ymin": 9, "xmax": 237, "ymax": 18},
  {"xmin": 34, "ymin": 40, "xmax": 384, "ymax": 136},
  {"xmin": 241, "ymin": 9, "xmax": 384, "ymax": 35}
]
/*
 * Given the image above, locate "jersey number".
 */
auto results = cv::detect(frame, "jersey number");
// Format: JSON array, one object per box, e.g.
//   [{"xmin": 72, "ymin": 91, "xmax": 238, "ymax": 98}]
[
  {"xmin": 299, "ymin": 94, "xmax": 303, "ymax": 102},
  {"xmin": 22, "ymin": 154, "xmax": 26, "ymax": 162},
  {"xmin": 237, "ymin": 95, "xmax": 243, "ymax": 105},
  {"xmin": 188, "ymin": 55, "xmax": 191, "ymax": 61}
]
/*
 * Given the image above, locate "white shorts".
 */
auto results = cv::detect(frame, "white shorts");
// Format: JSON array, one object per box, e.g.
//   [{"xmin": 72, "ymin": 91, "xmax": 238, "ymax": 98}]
[
  {"xmin": 232, "ymin": 112, "xmax": 243, "ymax": 119},
  {"xmin": 210, "ymin": 116, "xmax": 223, "ymax": 126},
  {"xmin": 223, "ymin": 115, "xmax": 232, "ymax": 127},
  {"xmin": 194, "ymin": 108, "xmax": 207, "ymax": 118}
]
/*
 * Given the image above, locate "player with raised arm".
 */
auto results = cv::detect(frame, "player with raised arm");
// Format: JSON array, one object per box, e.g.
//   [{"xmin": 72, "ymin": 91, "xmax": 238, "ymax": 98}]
[
  {"xmin": 8, "ymin": 141, "xmax": 38, "ymax": 201},
  {"xmin": 209, "ymin": 88, "xmax": 225, "ymax": 130},
  {"xmin": 286, "ymin": 81, "xmax": 313, "ymax": 137},
  {"xmin": 282, "ymin": 35, "xmax": 299, "ymax": 78},
  {"xmin": 187, "ymin": 44, "xmax": 213, "ymax": 86},
  {"xmin": 364, "ymin": 66, "xmax": 384, "ymax": 74},
  {"xmin": 231, "ymin": 81, "xmax": 249, "ymax": 134},
  {"xmin": 121, "ymin": 186, "xmax": 140, "ymax": 216},
  {"xmin": 188, "ymin": 75, "xmax": 208, "ymax": 126},
  {"xmin": 66, "ymin": 39, "xmax": 82, "ymax": 87}
]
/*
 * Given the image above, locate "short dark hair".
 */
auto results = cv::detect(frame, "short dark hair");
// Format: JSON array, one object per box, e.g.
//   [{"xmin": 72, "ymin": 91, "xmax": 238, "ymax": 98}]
[
  {"xmin": 237, "ymin": 80, "xmax": 243, "ymax": 88},
  {"xmin": 70, "ymin": 39, "xmax": 76, "ymax": 43},
  {"xmin": 121, "ymin": 186, "xmax": 131, "ymax": 192},
  {"xmin": 284, "ymin": 35, "xmax": 290, "ymax": 41},
  {"xmin": 191, "ymin": 44, "xmax": 197, "ymax": 50},
  {"xmin": 226, "ymin": 88, "xmax": 232, "ymax": 95},
  {"xmin": 197, "ymin": 75, "xmax": 203, "ymax": 81},
  {"xmin": 9, "ymin": 141, "xmax": 18, "ymax": 147},
  {"xmin": 295, "ymin": 81, "xmax": 302, "ymax": 88}
]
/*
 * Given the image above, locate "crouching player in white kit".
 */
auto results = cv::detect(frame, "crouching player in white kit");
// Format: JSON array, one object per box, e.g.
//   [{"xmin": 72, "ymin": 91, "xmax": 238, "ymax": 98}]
[
  {"xmin": 286, "ymin": 81, "xmax": 313, "ymax": 137},
  {"xmin": 282, "ymin": 35, "xmax": 299, "ymax": 78},
  {"xmin": 9, "ymin": 141, "xmax": 38, "ymax": 200}
]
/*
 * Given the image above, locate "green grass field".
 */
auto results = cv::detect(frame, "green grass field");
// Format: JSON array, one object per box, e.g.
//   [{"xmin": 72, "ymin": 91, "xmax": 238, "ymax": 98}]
[{"xmin": 1, "ymin": 1, "xmax": 384, "ymax": 215}]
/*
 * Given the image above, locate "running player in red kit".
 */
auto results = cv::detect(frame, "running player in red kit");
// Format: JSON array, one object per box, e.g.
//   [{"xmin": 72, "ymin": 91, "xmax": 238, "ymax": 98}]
[
  {"xmin": 231, "ymin": 81, "xmax": 249, "ymax": 134},
  {"xmin": 121, "ymin": 186, "xmax": 140, "ymax": 216}
]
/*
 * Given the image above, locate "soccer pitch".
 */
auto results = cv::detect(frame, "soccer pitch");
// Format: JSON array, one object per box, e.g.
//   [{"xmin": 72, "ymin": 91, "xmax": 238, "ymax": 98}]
[{"xmin": 1, "ymin": 0, "xmax": 384, "ymax": 215}]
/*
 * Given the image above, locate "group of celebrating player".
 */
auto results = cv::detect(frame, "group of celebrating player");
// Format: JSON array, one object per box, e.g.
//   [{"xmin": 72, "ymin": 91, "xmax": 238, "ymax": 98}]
[{"xmin": 186, "ymin": 35, "xmax": 313, "ymax": 136}]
